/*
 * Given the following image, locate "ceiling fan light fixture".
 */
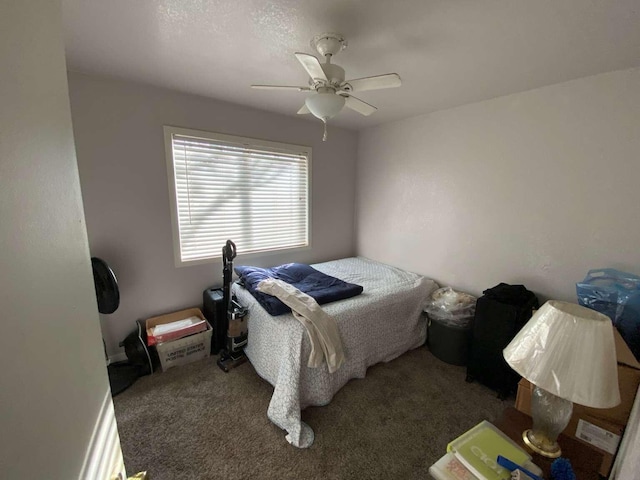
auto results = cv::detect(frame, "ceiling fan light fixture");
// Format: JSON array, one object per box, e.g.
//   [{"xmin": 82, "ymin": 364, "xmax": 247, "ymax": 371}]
[{"xmin": 305, "ymin": 90, "xmax": 345, "ymax": 121}]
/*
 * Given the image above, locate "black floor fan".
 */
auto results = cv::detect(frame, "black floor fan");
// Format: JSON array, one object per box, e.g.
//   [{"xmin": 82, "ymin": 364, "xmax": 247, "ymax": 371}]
[{"xmin": 91, "ymin": 257, "xmax": 140, "ymax": 396}]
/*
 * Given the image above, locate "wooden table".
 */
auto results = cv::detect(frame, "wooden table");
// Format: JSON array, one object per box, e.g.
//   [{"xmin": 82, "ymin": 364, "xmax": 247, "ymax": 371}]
[{"xmin": 494, "ymin": 407, "xmax": 603, "ymax": 480}]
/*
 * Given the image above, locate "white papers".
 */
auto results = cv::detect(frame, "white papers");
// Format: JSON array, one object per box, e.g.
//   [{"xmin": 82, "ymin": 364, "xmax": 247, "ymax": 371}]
[{"xmin": 152, "ymin": 316, "xmax": 205, "ymax": 336}]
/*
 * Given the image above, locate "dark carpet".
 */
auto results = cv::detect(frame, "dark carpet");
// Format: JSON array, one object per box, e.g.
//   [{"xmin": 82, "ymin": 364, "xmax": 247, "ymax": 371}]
[{"xmin": 113, "ymin": 347, "xmax": 511, "ymax": 479}]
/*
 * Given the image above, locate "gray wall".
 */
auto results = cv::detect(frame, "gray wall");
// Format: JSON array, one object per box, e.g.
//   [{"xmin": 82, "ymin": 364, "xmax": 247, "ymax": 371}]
[
  {"xmin": 68, "ymin": 72, "xmax": 358, "ymax": 356},
  {"xmin": 356, "ymin": 67, "xmax": 640, "ymax": 302},
  {"xmin": 70, "ymin": 66, "xmax": 640, "ymax": 356},
  {"xmin": 0, "ymin": 2, "xmax": 115, "ymax": 478}
]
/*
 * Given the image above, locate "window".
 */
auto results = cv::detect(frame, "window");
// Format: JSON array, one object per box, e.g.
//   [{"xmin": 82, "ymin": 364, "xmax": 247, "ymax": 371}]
[{"xmin": 164, "ymin": 126, "xmax": 311, "ymax": 266}]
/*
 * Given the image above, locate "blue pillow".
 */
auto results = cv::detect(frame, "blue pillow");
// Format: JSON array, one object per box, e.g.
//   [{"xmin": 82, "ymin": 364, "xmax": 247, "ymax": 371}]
[{"xmin": 235, "ymin": 263, "xmax": 363, "ymax": 316}]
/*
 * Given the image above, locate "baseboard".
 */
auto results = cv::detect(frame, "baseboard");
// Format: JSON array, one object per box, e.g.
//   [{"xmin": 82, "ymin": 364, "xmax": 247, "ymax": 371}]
[{"xmin": 78, "ymin": 389, "xmax": 126, "ymax": 480}]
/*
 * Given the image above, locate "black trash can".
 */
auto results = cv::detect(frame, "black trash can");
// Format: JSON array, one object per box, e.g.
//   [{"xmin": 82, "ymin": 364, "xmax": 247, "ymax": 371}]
[
  {"xmin": 427, "ymin": 315, "xmax": 473, "ymax": 366},
  {"xmin": 424, "ymin": 287, "xmax": 476, "ymax": 366}
]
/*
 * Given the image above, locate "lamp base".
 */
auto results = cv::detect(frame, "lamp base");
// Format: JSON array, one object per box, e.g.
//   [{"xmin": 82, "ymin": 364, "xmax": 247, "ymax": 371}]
[{"xmin": 522, "ymin": 428, "xmax": 562, "ymax": 458}]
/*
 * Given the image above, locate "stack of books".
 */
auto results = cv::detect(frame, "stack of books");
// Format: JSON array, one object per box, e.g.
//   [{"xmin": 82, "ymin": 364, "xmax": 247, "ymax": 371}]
[{"xmin": 429, "ymin": 421, "xmax": 538, "ymax": 480}]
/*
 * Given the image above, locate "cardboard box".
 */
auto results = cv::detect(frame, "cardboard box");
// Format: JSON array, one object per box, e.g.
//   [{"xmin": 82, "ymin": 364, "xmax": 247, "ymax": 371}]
[
  {"xmin": 568, "ymin": 414, "xmax": 623, "ymax": 476},
  {"xmin": 145, "ymin": 308, "xmax": 212, "ymax": 372},
  {"xmin": 146, "ymin": 314, "xmax": 208, "ymax": 346},
  {"xmin": 515, "ymin": 327, "xmax": 640, "ymax": 477}
]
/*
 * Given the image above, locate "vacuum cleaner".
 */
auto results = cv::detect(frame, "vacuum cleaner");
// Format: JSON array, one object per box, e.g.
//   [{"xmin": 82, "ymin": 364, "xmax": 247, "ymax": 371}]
[{"xmin": 217, "ymin": 240, "xmax": 249, "ymax": 372}]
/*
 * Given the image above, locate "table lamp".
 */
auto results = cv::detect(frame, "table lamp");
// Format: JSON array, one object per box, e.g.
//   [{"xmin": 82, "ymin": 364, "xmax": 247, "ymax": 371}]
[{"xmin": 503, "ymin": 300, "xmax": 620, "ymax": 458}]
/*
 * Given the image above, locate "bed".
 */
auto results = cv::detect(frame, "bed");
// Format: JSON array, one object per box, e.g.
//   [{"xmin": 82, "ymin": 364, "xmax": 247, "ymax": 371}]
[{"xmin": 232, "ymin": 256, "xmax": 438, "ymax": 448}]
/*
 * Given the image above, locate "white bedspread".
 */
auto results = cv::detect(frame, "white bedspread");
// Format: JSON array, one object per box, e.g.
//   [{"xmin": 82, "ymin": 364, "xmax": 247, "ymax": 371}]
[{"xmin": 232, "ymin": 256, "xmax": 438, "ymax": 448}]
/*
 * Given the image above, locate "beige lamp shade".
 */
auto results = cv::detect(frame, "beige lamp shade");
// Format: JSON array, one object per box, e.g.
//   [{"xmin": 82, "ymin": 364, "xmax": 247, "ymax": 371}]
[{"xmin": 503, "ymin": 300, "xmax": 620, "ymax": 409}]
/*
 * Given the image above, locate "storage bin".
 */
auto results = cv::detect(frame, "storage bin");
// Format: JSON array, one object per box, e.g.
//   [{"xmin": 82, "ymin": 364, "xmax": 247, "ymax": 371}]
[
  {"xmin": 427, "ymin": 315, "xmax": 473, "ymax": 366},
  {"xmin": 425, "ymin": 287, "xmax": 476, "ymax": 366}
]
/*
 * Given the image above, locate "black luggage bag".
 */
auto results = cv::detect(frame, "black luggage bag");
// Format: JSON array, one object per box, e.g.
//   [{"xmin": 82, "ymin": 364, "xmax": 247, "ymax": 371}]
[{"xmin": 466, "ymin": 283, "xmax": 539, "ymax": 398}]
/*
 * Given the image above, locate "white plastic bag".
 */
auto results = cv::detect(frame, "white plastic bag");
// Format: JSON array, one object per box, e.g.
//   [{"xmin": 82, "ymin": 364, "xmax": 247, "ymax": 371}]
[{"xmin": 424, "ymin": 287, "xmax": 477, "ymax": 328}]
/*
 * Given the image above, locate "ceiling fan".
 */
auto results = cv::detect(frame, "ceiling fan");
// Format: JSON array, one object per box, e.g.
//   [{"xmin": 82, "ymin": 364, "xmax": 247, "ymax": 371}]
[{"xmin": 251, "ymin": 33, "xmax": 401, "ymax": 141}]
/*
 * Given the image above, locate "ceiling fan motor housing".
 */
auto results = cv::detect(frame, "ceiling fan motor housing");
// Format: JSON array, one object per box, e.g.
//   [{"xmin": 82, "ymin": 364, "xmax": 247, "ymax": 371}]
[{"xmin": 314, "ymin": 63, "xmax": 345, "ymax": 89}]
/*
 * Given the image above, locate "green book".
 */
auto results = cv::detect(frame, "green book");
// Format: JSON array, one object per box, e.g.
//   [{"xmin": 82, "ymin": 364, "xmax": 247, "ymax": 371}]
[{"xmin": 447, "ymin": 420, "xmax": 531, "ymax": 480}]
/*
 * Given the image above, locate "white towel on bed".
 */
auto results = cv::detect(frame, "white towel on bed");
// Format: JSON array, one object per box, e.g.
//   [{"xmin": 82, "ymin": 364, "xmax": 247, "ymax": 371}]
[{"xmin": 256, "ymin": 278, "xmax": 345, "ymax": 373}]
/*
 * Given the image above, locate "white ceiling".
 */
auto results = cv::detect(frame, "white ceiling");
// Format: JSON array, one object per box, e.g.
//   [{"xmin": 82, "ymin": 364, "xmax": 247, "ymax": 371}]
[{"xmin": 62, "ymin": 0, "xmax": 640, "ymax": 130}]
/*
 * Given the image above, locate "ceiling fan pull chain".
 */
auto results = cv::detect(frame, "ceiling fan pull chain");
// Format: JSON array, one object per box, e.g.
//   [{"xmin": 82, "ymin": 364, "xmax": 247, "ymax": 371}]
[{"xmin": 322, "ymin": 120, "xmax": 328, "ymax": 141}]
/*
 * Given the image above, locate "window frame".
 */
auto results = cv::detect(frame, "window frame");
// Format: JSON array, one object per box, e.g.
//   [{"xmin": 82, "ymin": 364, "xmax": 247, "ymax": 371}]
[{"xmin": 164, "ymin": 126, "xmax": 312, "ymax": 267}]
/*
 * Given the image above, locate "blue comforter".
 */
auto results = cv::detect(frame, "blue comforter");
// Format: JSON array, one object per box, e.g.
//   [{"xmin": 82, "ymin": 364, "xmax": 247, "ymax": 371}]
[{"xmin": 234, "ymin": 263, "xmax": 363, "ymax": 316}]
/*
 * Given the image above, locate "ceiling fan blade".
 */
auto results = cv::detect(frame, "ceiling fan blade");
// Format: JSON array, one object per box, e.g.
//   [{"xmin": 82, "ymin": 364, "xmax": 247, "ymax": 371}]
[
  {"xmin": 251, "ymin": 85, "xmax": 310, "ymax": 91},
  {"xmin": 294, "ymin": 53, "xmax": 328, "ymax": 82},
  {"xmin": 344, "ymin": 95, "xmax": 377, "ymax": 116},
  {"xmin": 297, "ymin": 104, "xmax": 310, "ymax": 115},
  {"xmin": 342, "ymin": 73, "xmax": 401, "ymax": 93}
]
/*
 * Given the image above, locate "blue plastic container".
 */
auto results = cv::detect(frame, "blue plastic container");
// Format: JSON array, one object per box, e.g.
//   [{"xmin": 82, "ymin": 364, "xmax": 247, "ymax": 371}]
[{"xmin": 577, "ymin": 269, "xmax": 640, "ymax": 360}]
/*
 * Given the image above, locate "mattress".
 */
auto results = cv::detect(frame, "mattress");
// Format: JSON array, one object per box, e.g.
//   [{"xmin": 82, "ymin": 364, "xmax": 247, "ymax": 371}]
[{"xmin": 232, "ymin": 256, "xmax": 438, "ymax": 448}]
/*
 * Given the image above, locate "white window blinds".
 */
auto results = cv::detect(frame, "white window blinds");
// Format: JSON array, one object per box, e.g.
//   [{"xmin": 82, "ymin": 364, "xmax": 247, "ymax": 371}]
[{"xmin": 165, "ymin": 127, "xmax": 310, "ymax": 265}]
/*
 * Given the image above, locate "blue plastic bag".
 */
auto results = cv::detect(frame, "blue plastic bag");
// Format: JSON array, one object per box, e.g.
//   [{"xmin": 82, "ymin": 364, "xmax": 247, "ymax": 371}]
[{"xmin": 576, "ymin": 269, "xmax": 640, "ymax": 360}]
